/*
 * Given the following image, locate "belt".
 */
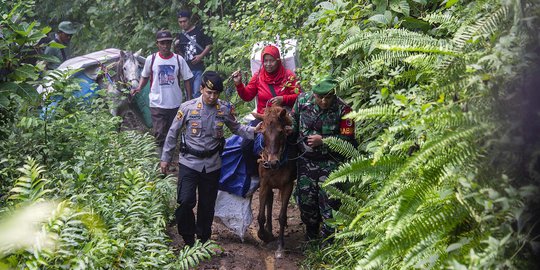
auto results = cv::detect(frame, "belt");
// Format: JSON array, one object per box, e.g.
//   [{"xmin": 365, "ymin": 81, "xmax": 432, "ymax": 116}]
[{"xmin": 181, "ymin": 138, "xmax": 225, "ymax": 158}]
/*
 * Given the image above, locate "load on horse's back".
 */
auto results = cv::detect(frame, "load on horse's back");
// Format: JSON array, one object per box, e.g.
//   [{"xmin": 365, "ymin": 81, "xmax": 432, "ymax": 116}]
[{"xmin": 37, "ymin": 48, "xmax": 152, "ymax": 130}]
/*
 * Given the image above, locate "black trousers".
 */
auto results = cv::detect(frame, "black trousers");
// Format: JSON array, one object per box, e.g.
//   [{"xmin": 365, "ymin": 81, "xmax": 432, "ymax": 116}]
[{"xmin": 176, "ymin": 163, "xmax": 220, "ymax": 242}]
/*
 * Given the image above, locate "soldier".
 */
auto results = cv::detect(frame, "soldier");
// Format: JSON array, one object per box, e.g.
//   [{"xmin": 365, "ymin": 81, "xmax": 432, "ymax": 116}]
[
  {"xmin": 160, "ymin": 71, "xmax": 260, "ymax": 247},
  {"xmin": 290, "ymin": 76, "xmax": 355, "ymax": 241}
]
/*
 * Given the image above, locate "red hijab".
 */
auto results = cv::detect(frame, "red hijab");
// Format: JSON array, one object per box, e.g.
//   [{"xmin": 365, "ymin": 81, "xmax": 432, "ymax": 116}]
[{"xmin": 259, "ymin": 45, "xmax": 287, "ymax": 85}]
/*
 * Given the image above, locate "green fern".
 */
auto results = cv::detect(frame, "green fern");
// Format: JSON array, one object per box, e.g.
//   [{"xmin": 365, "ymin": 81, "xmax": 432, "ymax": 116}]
[
  {"xmin": 8, "ymin": 157, "xmax": 50, "ymax": 204},
  {"xmin": 346, "ymin": 105, "xmax": 399, "ymax": 122},
  {"xmin": 175, "ymin": 240, "xmax": 221, "ymax": 270}
]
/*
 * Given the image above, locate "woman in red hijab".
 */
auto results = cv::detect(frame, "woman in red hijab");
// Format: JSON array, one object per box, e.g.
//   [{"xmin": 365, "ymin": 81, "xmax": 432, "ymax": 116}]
[{"xmin": 232, "ymin": 45, "xmax": 301, "ymax": 114}]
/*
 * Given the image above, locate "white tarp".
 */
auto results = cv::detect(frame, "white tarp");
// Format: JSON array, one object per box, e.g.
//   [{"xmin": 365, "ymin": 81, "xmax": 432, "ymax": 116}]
[
  {"xmin": 214, "ymin": 177, "xmax": 259, "ymax": 240},
  {"xmin": 57, "ymin": 48, "xmax": 145, "ymax": 71},
  {"xmin": 250, "ymin": 39, "xmax": 299, "ymax": 75},
  {"xmin": 57, "ymin": 48, "xmax": 121, "ymax": 71}
]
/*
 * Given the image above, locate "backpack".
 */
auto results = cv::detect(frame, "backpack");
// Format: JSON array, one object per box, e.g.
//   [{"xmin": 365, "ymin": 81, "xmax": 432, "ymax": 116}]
[{"xmin": 249, "ymin": 39, "xmax": 299, "ymax": 75}]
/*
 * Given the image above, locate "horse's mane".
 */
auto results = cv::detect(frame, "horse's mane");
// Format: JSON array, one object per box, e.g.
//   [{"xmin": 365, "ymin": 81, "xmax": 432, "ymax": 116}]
[{"xmin": 263, "ymin": 105, "xmax": 292, "ymax": 126}]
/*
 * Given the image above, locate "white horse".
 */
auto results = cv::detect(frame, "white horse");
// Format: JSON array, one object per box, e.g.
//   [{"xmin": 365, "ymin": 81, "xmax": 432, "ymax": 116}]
[
  {"xmin": 107, "ymin": 49, "xmax": 142, "ymax": 117},
  {"xmin": 107, "ymin": 49, "xmax": 154, "ymax": 130}
]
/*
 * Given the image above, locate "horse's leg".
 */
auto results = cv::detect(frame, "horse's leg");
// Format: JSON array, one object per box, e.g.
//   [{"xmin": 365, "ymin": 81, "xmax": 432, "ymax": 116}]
[
  {"xmin": 257, "ymin": 177, "xmax": 271, "ymax": 243},
  {"xmin": 276, "ymin": 179, "xmax": 294, "ymax": 258},
  {"xmin": 265, "ymin": 189, "xmax": 274, "ymax": 237}
]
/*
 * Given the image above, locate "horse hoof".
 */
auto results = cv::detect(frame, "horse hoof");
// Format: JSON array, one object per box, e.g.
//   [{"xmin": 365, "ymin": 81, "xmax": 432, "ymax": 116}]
[{"xmin": 258, "ymin": 231, "xmax": 275, "ymax": 243}]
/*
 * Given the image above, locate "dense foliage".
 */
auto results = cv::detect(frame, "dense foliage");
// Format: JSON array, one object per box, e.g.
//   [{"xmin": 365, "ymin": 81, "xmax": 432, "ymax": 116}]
[
  {"xmin": 1, "ymin": 1, "xmax": 219, "ymax": 269},
  {"xmin": 2, "ymin": 0, "xmax": 540, "ymax": 269}
]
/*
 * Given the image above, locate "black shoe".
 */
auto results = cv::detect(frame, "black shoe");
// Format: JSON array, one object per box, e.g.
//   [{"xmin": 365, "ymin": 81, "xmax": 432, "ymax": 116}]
[
  {"xmin": 183, "ymin": 235, "xmax": 195, "ymax": 247},
  {"xmin": 305, "ymin": 224, "xmax": 320, "ymax": 241}
]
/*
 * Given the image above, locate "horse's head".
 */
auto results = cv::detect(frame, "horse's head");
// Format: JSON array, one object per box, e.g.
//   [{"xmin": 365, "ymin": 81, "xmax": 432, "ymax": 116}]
[
  {"xmin": 255, "ymin": 106, "xmax": 292, "ymax": 169},
  {"xmin": 118, "ymin": 50, "xmax": 142, "ymax": 90}
]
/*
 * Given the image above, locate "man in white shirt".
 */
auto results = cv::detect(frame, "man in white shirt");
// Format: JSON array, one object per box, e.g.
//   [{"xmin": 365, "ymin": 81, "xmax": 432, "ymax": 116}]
[{"xmin": 131, "ymin": 30, "xmax": 193, "ymax": 155}]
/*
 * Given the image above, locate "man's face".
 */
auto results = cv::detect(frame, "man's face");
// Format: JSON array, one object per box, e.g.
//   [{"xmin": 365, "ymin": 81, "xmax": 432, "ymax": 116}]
[
  {"xmin": 58, "ymin": 32, "xmax": 72, "ymax": 44},
  {"xmin": 157, "ymin": 40, "xmax": 172, "ymax": 54},
  {"xmin": 201, "ymin": 86, "xmax": 220, "ymax": 105},
  {"xmin": 178, "ymin": 17, "xmax": 192, "ymax": 31},
  {"xmin": 314, "ymin": 91, "xmax": 336, "ymax": 110}
]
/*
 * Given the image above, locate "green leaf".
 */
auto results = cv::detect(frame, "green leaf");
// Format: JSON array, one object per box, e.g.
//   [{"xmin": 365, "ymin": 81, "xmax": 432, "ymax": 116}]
[
  {"xmin": 11, "ymin": 64, "xmax": 39, "ymax": 81},
  {"xmin": 48, "ymin": 41, "xmax": 66, "ymax": 49},
  {"xmin": 445, "ymin": 0, "xmax": 459, "ymax": 8},
  {"xmin": 393, "ymin": 94, "xmax": 408, "ymax": 106},
  {"xmin": 400, "ymin": 0, "xmax": 410, "ymax": 17},
  {"xmin": 368, "ymin": 14, "xmax": 390, "ymax": 25},
  {"xmin": 381, "ymin": 87, "xmax": 389, "ymax": 98},
  {"xmin": 318, "ymin": 1, "xmax": 335, "ymax": 10}
]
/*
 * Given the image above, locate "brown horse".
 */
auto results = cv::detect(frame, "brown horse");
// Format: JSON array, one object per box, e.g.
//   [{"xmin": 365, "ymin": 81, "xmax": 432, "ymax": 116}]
[{"xmin": 253, "ymin": 105, "xmax": 296, "ymax": 258}]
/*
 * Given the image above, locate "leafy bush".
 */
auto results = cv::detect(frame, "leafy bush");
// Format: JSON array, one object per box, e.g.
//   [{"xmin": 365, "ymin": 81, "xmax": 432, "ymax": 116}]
[{"xmin": 0, "ymin": 2, "xmax": 221, "ymax": 268}]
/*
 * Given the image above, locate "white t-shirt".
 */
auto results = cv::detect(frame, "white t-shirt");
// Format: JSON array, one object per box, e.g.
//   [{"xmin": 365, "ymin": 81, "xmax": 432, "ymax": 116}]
[{"xmin": 141, "ymin": 52, "xmax": 193, "ymax": 108}]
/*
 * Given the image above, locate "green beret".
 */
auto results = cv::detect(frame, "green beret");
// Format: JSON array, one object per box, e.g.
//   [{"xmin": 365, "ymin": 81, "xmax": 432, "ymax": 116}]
[{"xmin": 312, "ymin": 76, "xmax": 338, "ymax": 95}]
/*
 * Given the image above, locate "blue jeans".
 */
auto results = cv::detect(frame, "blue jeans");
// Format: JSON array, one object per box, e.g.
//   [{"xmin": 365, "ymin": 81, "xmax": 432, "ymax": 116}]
[{"xmin": 190, "ymin": 69, "xmax": 204, "ymax": 99}]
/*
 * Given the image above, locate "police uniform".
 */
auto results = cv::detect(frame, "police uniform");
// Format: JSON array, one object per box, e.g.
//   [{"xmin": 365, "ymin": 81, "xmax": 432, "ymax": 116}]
[
  {"xmin": 291, "ymin": 77, "xmax": 355, "ymax": 240},
  {"xmin": 161, "ymin": 80, "xmax": 255, "ymax": 245}
]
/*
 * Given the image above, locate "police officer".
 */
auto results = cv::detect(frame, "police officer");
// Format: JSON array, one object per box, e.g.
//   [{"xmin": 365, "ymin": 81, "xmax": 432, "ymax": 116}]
[
  {"xmin": 291, "ymin": 76, "xmax": 355, "ymax": 241},
  {"xmin": 160, "ymin": 71, "xmax": 260, "ymax": 246}
]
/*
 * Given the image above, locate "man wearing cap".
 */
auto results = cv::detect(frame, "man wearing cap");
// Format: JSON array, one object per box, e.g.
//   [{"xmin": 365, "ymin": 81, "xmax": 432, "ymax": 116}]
[
  {"xmin": 44, "ymin": 21, "xmax": 78, "ymax": 69},
  {"xmin": 160, "ymin": 71, "xmax": 261, "ymax": 247},
  {"xmin": 290, "ymin": 76, "xmax": 355, "ymax": 242},
  {"xmin": 175, "ymin": 10, "xmax": 213, "ymax": 99},
  {"xmin": 131, "ymin": 30, "xmax": 193, "ymax": 156}
]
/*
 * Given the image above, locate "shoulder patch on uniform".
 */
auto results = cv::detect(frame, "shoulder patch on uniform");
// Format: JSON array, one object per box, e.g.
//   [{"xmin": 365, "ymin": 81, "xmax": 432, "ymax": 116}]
[
  {"xmin": 340, "ymin": 107, "xmax": 354, "ymax": 136},
  {"xmin": 176, "ymin": 109, "xmax": 184, "ymax": 120}
]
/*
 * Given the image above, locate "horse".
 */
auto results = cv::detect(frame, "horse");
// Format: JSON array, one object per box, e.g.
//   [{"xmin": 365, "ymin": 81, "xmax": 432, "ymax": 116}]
[
  {"xmin": 253, "ymin": 105, "xmax": 296, "ymax": 258},
  {"xmin": 105, "ymin": 50, "xmax": 149, "ymax": 130},
  {"xmin": 107, "ymin": 50, "xmax": 142, "ymax": 116}
]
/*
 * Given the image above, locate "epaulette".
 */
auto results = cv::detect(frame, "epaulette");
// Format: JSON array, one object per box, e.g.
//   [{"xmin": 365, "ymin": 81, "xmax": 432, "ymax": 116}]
[{"xmin": 180, "ymin": 98, "xmax": 198, "ymax": 109}]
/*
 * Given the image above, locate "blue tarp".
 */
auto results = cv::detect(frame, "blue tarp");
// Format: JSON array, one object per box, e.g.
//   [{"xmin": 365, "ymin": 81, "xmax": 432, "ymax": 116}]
[
  {"xmin": 219, "ymin": 135, "xmax": 251, "ymax": 197},
  {"xmin": 73, "ymin": 71, "xmax": 100, "ymax": 100},
  {"xmin": 219, "ymin": 133, "xmax": 265, "ymax": 197}
]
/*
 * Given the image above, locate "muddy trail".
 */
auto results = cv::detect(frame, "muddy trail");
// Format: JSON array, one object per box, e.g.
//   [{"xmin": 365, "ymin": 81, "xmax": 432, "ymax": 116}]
[
  {"xmin": 166, "ymin": 187, "xmax": 306, "ymax": 270},
  {"xmin": 126, "ymin": 115, "xmax": 307, "ymax": 269}
]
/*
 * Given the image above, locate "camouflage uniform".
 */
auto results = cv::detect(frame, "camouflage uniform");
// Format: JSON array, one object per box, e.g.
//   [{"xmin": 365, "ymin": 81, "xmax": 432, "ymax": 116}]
[{"xmin": 291, "ymin": 91, "xmax": 354, "ymax": 239}]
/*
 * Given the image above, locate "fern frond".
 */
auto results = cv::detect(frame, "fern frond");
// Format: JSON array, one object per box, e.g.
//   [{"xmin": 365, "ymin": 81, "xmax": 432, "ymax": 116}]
[
  {"xmin": 338, "ymin": 29, "xmax": 452, "ymax": 57},
  {"xmin": 346, "ymin": 105, "xmax": 399, "ymax": 122},
  {"xmin": 8, "ymin": 157, "xmax": 50, "ymax": 204},
  {"xmin": 324, "ymin": 137, "xmax": 361, "ymax": 159},
  {"xmin": 452, "ymin": 6, "xmax": 509, "ymax": 50},
  {"xmin": 175, "ymin": 240, "xmax": 221, "ymax": 270},
  {"xmin": 325, "ymin": 155, "xmax": 405, "ymax": 187},
  {"xmin": 338, "ymin": 63, "xmax": 369, "ymax": 90}
]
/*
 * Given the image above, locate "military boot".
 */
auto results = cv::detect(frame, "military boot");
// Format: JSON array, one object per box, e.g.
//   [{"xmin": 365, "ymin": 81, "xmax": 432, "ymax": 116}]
[{"xmin": 305, "ymin": 224, "xmax": 320, "ymax": 241}]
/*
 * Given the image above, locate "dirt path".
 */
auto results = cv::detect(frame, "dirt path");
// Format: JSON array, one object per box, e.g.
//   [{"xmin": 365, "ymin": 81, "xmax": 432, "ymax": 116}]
[
  {"xmin": 166, "ymin": 188, "xmax": 306, "ymax": 270},
  {"xmin": 125, "ymin": 114, "xmax": 306, "ymax": 269}
]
